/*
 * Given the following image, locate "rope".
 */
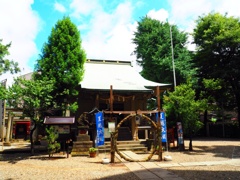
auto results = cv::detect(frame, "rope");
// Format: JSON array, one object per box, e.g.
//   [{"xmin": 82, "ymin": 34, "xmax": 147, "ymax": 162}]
[{"xmin": 114, "ymin": 114, "xmax": 159, "ymax": 162}]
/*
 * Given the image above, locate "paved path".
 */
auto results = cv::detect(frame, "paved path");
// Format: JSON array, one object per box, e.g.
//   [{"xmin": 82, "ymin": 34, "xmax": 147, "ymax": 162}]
[
  {"xmin": 124, "ymin": 161, "xmax": 184, "ymax": 180},
  {"xmin": 119, "ymin": 150, "xmax": 240, "ymax": 180},
  {"xmin": 123, "ymin": 159, "xmax": 240, "ymax": 180},
  {"xmin": 118, "ymin": 151, "xmax": 183, "ymax": 179}
]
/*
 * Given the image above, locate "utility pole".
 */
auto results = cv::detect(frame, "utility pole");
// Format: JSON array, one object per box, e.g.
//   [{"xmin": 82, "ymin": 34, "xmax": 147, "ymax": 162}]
[{"xmin": 170, "ymin": 26, "xmax": 176, "ymax": 90}]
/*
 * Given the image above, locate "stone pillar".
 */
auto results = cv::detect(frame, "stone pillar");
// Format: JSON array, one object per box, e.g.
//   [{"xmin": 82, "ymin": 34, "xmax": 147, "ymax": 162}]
[
  {"xmin": 4, "ymin": 112, "xmax": 12, "ymax": 146},
  {"xmin": 10, "ymin": 116, "xmax": 13, "ymax": 141}
]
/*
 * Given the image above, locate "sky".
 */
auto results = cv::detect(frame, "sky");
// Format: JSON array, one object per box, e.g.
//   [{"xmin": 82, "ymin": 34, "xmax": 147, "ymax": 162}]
[{"xmin": 0, "ymin": 0, "xmax": 240, "ymax": 86}]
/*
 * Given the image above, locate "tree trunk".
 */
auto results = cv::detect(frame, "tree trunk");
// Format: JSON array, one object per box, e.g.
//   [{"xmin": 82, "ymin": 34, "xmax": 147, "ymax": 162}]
[
  {"xmin": 233, "ymin": 90, "xmax": 240, "ymax": 137},
  {"xmin": 230, "ymin": 80, "xmax": 240, "ymax": 131},
  {"xmin": 237, "ymin": 105, "xmax": 240, "ymax": 130},
  {"xmin": 189, "ymin": 131, "xmax": 193, "ymax": 151},
  {"xmin": 203, "ymin": 110, "xmax": 208, "ymax": 136},
  {"xmin": 30, "ymin": 122, "xmax": 36, "ymax": 155}
]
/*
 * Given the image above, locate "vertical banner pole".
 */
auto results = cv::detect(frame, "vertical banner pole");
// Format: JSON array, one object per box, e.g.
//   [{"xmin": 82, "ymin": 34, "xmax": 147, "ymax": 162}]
[{"xmin": 156, "ymin": 86, "xmax": 162, "ymax": 161}]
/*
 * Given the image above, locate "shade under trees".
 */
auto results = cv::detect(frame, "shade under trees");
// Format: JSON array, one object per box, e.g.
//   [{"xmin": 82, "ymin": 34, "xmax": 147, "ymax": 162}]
[
  {"xmin": 34, "ymin": 16, "xmax": 86, "ymax": 115},
  {"xmin": 193, "ymin": 12, "xmax": 240, "ymax": 127},
  {"xmin": 132, "ymin": 16, "xmax": 195, "ymax": 86}
]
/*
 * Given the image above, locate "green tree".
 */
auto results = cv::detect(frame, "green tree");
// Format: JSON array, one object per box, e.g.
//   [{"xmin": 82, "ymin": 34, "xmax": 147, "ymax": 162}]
[
  {"xmin": 0, "ymin": 39, "xmax": 20, "ymax": 99},
  {"xmin": 132, "ymin": 16, "xmax": 195, "ymax": 85},
  {"xmin": 35, "ymin": 16, "xmax": 86, "ymax": 115},
  {"xmin": 46, "ymin": 126, "xmax": 60, "ymax": 157},
  {"xmin": 163, "ymin": 82, "xmax": 207, "ymax": 150},
  {"xmin": 8, "ymin": 78, "xmax": 54, "ymax": 154},
  {"xmin": 198, "ymin": 78, "xmax": 223, "ymax": 136},
  {"xmin": 193, "ymin": 12, "xmax": 240, "ymax": 127},
  {"xmin": 0, "ymin": 39, "xmax": 20, "ymax": 76}
]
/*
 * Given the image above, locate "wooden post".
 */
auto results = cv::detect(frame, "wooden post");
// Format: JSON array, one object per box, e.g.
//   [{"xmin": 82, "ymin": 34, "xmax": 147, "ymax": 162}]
[
  {"xmin": 110, "ymin": 85, "xmax": 115, "ymax": 163},
  {"xmin": 110, "ymin": 85, "xmax": 113, "ymax": 112},
  {"xmin": 95, "ymin": 94, "xmax": 99, "ymax": 108},
  {"xmin": 156, "ymin": 86, "xmax": 161, "ymax": 111},
  {"xmin": 131, "ymin": 96, "xmax": 137, "ymax": 140},
  {"xmin": 156, "ymin": 86, "xmax": 162, "ymax": 161},
  {"xmin": 110, "ymin": 132, "xmax": 115, "ymax": 163}
]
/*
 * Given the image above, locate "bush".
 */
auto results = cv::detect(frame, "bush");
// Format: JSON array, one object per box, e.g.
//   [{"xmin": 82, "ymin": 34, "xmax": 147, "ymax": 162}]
[{"xmin": 46, "ymin": 126, "xmax": 60, "ymax": 157}]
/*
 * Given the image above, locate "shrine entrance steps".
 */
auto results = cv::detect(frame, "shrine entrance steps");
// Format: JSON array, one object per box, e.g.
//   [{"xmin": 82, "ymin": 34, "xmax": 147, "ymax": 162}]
[{"xmin": 98, "ymin": 140, "xmax": 148, "ymax": 153}]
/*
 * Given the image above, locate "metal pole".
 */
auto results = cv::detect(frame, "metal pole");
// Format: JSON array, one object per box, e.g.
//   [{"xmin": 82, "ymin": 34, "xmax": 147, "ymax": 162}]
[
  {"xmin": 156, "ymin": 86, "xmax": 162, "ymax": 161},
  {"xmin": 170, "ymin": 26, "xmax": 177, "ymax": 90}
]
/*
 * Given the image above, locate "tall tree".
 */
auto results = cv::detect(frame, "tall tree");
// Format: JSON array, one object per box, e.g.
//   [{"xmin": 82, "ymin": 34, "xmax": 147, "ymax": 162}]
[
  {"xmin": 35, "ymin": 16, "xmax": 86, "ymax": 115},
  {"xmin": 132, "ymin": 16, "xmax": 194, "ymax": 85},
  {"xmin": 163, "ymin": 82, "xmax": 207, "ymax": 150},
  {"xmin": 8, "ymin": 78, "xmax": 54, "ymax": 154},
  {"xmin": 193, "ymin": 12, "xmax": 240, "ymax": 127}
]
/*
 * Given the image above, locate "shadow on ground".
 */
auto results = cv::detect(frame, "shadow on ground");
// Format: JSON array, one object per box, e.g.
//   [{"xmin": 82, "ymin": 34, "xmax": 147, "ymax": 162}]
[
  {"xmin": 0, "ymin": 150, "xmax": 69, "ymax": 164},
  {"xmin": 162, "ymin": 168, "xmax": 240, "ymax": 180}
]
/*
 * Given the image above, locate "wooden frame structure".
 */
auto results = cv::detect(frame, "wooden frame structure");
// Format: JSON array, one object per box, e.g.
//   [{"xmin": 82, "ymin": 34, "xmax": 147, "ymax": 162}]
[{"xmin": 103, "ymin": 85, "xmax": 163, "ymax": 162}]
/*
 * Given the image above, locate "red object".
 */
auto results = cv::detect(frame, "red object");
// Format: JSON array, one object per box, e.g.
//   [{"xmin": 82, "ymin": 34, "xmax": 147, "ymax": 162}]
[
  {"xmin": 167, "ymin": 128, "xmax": 175, "ymax": 147},
  {"xmin": 13, "ymin": 121, "xmax": 31, "ymax": 138}
]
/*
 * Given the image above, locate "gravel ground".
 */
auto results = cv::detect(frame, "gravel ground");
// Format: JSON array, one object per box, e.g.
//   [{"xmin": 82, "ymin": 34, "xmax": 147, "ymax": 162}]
[
  {"xmin": 0, "ymin": 153, "xmax": 139, "ymax": 180},
  {"xmin": 158, "ymin": 138, "xmax": 240, "ymax": 180},
  {"xmin": 0, "ymin": 137, "xmax": 240, "ymax": 180}
]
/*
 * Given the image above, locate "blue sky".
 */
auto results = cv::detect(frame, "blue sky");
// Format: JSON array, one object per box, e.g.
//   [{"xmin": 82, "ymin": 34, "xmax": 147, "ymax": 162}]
[{"xmin": 0, "ymin": 0, "xmax": 239, "ymax": 85}]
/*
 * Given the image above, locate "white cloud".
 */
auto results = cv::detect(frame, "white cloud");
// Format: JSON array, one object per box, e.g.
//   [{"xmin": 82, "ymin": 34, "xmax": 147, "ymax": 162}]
[
  {"xmin": 167, "ymin": 0, "xmax": 240, "ymax": 51},
  {"xmin": 54, "ymin": 2, "xmax": 67, "ymax": 13},
  {"xmin": 216, "ymin": 0, "xmax": 240, "ymax": 17},
  {"xmin": 0, "ymin": 0, "xmax": 41, "ymax": 86},
  {"xmin": 70, "ymin": 0, "xmax": 100, "ymax": 18},
  {"xmin": 168, "ymin": 0, "xmax": 211, "ymax": 27},
  {"xmin": 168, "ymin": 0, "xmax": 240, "ymax": 30},
  {"xmin": 73, "ymin": 1, "xmax": 137, "ymax": 63},
  {"xmin": 147, "ymin": 9, "xmax": 169, "ymax": 22}
]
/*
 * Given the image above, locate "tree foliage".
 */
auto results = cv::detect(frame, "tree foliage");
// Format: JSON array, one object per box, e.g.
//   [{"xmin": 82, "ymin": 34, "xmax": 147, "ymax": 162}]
[
  {"xmin": 8, "ymin": 78, "xmax": 54, "ymax": 116},
  {"xmin": 0, "ymin": 39, "xmax": 20, "ymax": 76},
  {"xmin": 132, "ymin": 16, "xmax": 195, "ymax": 85},
  {"xmin": 8, "ymin": 78, "xmax": 54, "ymax": 154},
  {"xmin": 0, "ymin": 39, "xmax": 20, "ymax": 99},
  {"xmin": 163, "ymin": 82, "xmax": 207, "ymax": 150},
  {"xmin": 35, "ymin": 16, "xmax": 86, "ymax": 115},
  {"xmin": 46, "ymin": 126, "xmax": 60, "ymax": 157},
  {"xmin": 193, "ymin": 12, "xmax": 240, "ymax": 126}
]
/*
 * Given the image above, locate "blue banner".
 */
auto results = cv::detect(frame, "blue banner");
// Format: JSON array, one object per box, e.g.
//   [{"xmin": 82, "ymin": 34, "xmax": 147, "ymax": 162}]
[
  {"xmin": 177, "ymin": 122, "xmax": 183, "ymax": 145},
  {"xmin": 160, "ymin": 112, "xmax": 167, "ymax": 143},
  {"xmin": 95, "ymin": 112, "xmax": 104, "ymax": 146}
]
